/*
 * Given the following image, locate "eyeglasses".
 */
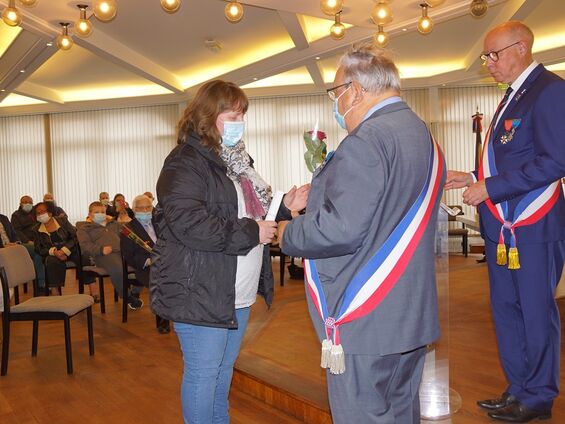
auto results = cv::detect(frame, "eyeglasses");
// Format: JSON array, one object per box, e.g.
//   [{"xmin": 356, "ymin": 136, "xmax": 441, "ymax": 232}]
[
  {"xmin": 326, "ymin": 81, "xmax": 352, "ymax": 101},
  {"xmin": 480, "ymin": 41, "xmax": 521, "ymax": 63}
]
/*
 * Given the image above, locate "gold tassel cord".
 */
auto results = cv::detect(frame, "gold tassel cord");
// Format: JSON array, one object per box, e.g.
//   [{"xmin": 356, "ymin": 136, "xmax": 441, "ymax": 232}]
[
  {"xmin": 508, "ymin": 247, "xmax": 521, "ymax": 270},
  {"xmin": 497, "ymin": 243, "xmax": 507, "ymax": 266}
]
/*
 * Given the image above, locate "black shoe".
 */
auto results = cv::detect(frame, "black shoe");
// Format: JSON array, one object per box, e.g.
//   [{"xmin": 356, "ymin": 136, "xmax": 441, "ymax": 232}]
[
  {"xmin": 477, "ymin": 392, "xmax": 517, "ymax": 410},
  {"xmin": 157, "ymin": 324, "xmax": 171, "ymax": 334},
  {"xmin": 488, "ymin": 402, "xmax": 551, "ymax": 422},
  {"xmin": 127, "ymin": 296, "xmax": 144, "ymax": 311}
]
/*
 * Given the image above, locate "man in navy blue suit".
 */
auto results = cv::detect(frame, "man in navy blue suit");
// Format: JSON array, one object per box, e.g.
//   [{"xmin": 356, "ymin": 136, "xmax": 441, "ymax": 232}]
[{"xmin": 447, "ymin": 21, "xmax": 565, "ymax": 422}]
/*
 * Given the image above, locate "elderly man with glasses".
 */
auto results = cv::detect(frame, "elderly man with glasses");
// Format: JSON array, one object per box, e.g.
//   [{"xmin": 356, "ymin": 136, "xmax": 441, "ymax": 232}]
[
  {"xmin": 279, "ymin": 41, "xmax": 445, "ymax": 423},
  {"xmin": 446, "ymin": 21, "xmax": 565, "ymax": 423}
]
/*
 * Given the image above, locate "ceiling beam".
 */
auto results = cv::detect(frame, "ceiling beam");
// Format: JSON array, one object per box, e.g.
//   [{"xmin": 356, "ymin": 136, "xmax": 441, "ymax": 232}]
[
  {"xmin": 277, "ymin": 11, "xmax": 309, "ymax": 50},
  {"xmin": 14, "ymin": 81, "xmax": 64, "ymax": 104},
  {"xmin": 306, "ymin": 60, "xmax": 326, "ymax": 88}
]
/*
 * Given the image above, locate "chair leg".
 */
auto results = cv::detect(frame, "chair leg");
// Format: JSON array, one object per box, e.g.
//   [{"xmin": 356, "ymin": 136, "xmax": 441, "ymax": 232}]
[
  {"xmin": 78, "ymin": 279, "xmax": 84, "ymax": 294},
  {"xmin": 23, "ymin": 282, "xmax": 28, "ymax": 294},
  {"xmin": 32, "ymin": 320, "xmax": 39, "ymax": 357},
  {"xmin": 99, "ymin": 276, "xmax": 106, "ymax": 314},
  {"xmin": 280, "ymin": 254, "xmax": 286, "ymax": 287},
  {"xmin": 463, "ymin": 234, "xmax": 468, "ymax": 257},
  {"xmin": 87, "ymin": 307, "xmax": 94, "ymax": 356},
  {"xmin": 14, "ymin": 287, "xmax": 19, "ymax": 305},
  {"xmin": 114, "ymin": 289, "xmax": 118, "ymax": 303},
  {"xmin": 1, "ymin": 319, "xmax": 10, "ymax": 376},
  {"xmin": 63, "ymin": 317, "xmax": 73, "ymax": 374},
  {"xmin": 57, "ymin": 287, "xmax": 62, "ymax": 296},
  {"xmin": 122, "ymin": 280, "xmax": 129, "ymax": 324}
]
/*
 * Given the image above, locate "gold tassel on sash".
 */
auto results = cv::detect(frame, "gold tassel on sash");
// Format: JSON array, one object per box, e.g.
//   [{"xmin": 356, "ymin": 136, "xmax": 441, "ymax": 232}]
[
  {"xmin": 508, "ymin": 247, "xmax": 521, "ymax": 270},
  {"xmin": 497, "ymin": 243, "xmax": 507, "ymax": 266}
]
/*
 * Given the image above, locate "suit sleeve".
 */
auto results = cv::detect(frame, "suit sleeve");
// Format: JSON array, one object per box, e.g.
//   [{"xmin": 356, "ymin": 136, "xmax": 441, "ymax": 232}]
[
  {"xmin": 486, "ymin": 80, "xmax": 565, "ymax": 203},
  {"xmin": 157, "ymin": 149, "xmax": 259, "ymax": 255},
  {"xmin": 282, "ymin": 134, "xmax": 386, "ymax": 259},
  {"xmin": 77, "ymin": 226, "xmax": 99, "ymax": 257}
]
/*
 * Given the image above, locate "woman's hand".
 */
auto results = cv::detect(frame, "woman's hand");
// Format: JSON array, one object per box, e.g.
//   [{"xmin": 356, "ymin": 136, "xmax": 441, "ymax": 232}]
[
  {"xmin": 283, "ymin": 184, "xmax": 310, "ymax": 211},
  {"xmin": 257, "ymin": 220, "xmax": 278, "ymax": 244}
]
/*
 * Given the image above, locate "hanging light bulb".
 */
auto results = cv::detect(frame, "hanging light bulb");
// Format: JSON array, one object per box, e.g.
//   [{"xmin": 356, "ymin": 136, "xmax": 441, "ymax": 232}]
[
  {"xmin": 374, "ymin": 25, "xmax": 389, "ymax": 48},
  {"xmin": 2, "ymin": 0, "xmax": 22, "ymax": 26},
  {"xmin": 75, "ymin": 5, "xmax": 93, "ymax": 38},
  {"xmin": 320, "ymin": 0, "xmax": 343, "ymax": 16},
  {"xmin": 93, "ymin": 0, "xmax": 117, "ymax": 22},
  {"xmin": 57, "ymin": 22, "xmax": 73, "ymax": 51},
  {"xmin": 371, "ymin": 1, "xmax": 393, "ymax": 26},
  {"xmin": 417, "ymin": 3, "xmax": 433, "ymax": 34},
  {"xmin": 18, "ymin": 0, "xmax": 38, "ymax": 6},
  {"xmin": 225, "ymin": 1, "xmax": 243, "ymax": 23},
  {"xmin": 330, "ymin": 12, "xmax": 345, "ymax": 40},
  {"xmin": 425, "ymin": 0, "xmax": 445, "ymax": 7},
  {"xmin": 161, "ymin": 0, "xmax": 181, "ymax": 13},
  {"xmin": 470, "ymin": 0, "xmax": 488, "ymax": 17}
]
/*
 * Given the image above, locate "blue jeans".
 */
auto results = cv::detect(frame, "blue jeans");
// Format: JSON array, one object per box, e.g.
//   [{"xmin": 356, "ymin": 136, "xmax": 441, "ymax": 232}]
[{"xmin": 174, "ymin": 307, "xmax": 250, "ymax": 424}]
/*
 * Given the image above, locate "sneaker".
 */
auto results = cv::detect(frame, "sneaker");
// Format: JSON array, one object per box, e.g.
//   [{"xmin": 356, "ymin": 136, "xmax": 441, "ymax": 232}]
[{"xmin": 127, "ymin": 296, "xmax": 144, "ymax": 311}]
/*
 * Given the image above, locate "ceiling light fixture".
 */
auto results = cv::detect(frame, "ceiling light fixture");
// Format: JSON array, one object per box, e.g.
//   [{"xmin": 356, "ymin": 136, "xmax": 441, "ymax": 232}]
[
  {"xmin": 371, "ymin": 1, "xmax": 393, "ymax": 26},
  {"xmin": 330, "ymin": 11, "xmax": 345, "ymax": 40},
  {"xmin": 417, "ymin": 3, "xmax": 433, "ymax": 35},
  {"xmin": 75, "ymin": 4, "xmax": 93, "ymax": 38},
  {"xmin": 2, "ymin": 0, "xmax": 22, "ymax": 27},
  {"xmin": 57, "ymin": 22, "xmax": 73, "ymax": 51},
  {"xmin": 161, "ymin": 0, "xmax": 181, "ymax": 14},
  {"xmin": 225, "ymin": 1, "xmax": 244, "ymax": 23},
  {"xmin": 470, "ymin": 0, "xmax": 488, "ymax": 17},
  {"xmin": 320, "ymin": 0, "xmax": 343, "ymax": 16},
  {"xmin": 374, "ymin": 25, "xmax": 389, "ymax": 48},
  {"xmin": 18, "ymin": 0, "xmax": 38, "ymax": 6},
  {"xmin": 93, "ymin": 0, "xmax": 117, "ymax": 22}
]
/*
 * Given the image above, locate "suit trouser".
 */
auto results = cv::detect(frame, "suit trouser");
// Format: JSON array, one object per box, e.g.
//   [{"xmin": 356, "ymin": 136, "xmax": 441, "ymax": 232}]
[
  {"xmin": 94, "ymin": 253, "xmax": 125, "ymax": 298},
  {"xmin": 326, "ymin": 346, "xmax": 426, "ymax": 424},
  {"xmin": 485, "ymin": 239, "xmax": 565, "ymax": 411}
]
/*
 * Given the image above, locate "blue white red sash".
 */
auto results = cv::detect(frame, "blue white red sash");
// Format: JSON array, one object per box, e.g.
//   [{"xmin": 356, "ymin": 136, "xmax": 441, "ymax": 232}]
[
  {"xmin": 478, "ymin": 121, "xmax": 561, "ymax": 269},
  {"xmin": 304, "ymin": 136, "xmax": 444, "ymax": 374}
]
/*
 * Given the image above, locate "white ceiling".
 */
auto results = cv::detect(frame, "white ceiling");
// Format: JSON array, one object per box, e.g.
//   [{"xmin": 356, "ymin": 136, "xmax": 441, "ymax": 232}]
[{"xmin": 0, "ymin": 0, "xmax": 564, "ymax": 115}]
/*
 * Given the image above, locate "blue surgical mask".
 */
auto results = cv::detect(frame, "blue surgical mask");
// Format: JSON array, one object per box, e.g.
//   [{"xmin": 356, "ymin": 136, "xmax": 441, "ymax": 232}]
[
  {"xmin": 221, "ymin": 121, "xmax": 245, "ymax": 147},
  {"xmin": 92, "ymin": 213, "xmax": 106, "ymax": 225},
  {"xmin": 22, "ymin": 203, "xmax": 33, "ymax": 213},
  {"xmin": 135, "ymin": 212, "xmax": 152, "ymax": 224},
  {"xmin": 333, "ymin": 86, "xmax": 353, "ymax": 130}
]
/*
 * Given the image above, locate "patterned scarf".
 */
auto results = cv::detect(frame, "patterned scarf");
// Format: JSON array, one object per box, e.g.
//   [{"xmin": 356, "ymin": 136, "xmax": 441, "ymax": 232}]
[{"xmin": 220, "ymin": 140, "xmax": 271, "ymax": 219}]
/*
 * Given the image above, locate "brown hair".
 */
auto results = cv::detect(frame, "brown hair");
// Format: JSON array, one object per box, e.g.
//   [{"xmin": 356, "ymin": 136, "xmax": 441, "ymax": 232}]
[
  {"xmin": 89, "ymin": 201, "xmax": 104, "ymax": 213},
  {"xmin": 177, "ymin": 80, "xmax": 249, "ymax": 152}
]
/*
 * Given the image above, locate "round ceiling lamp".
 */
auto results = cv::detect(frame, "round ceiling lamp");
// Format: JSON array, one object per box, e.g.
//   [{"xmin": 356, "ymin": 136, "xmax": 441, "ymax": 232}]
[
  {"xmin": 93, "ymin": 0, "xmax": 117, "ymax": 22},
  {"xmin": 320, "ymin": 0, "xmax": 343, "ymax": 16},
  {"xmin": 57, "ymin": 22, "xmax": 74, "ymax": 51},
  {"xmin": 374, "ymin": 25, "xmax": 389, "ymax": 48},
  {"xmin": 161, "ymin": 0, "xmax": 181, "ymax": 14},
  {"xmin": 417, "ymin": 3, "xmax": 433, "ymax": 34},
  {"xmin": 470, "ymin": 0, "xmax": 488, "ymax": 17},
  {"xmin": 225, "ymin": 1, "xmax": 244, "ymax": 23},
  {"xmin": 75, "ymin": 4, "xmax": 93, "ymax": 38},
  {"xmin": 371, "ymin": 1, "xmax": 393, "ymax": 26},
  {"xmin": 330, "ymin": 12, "xmax": 345, "ymax": 40},
  {"xmin": 2, "ymin": 0, "xmax": 22, "ymax": 26}
]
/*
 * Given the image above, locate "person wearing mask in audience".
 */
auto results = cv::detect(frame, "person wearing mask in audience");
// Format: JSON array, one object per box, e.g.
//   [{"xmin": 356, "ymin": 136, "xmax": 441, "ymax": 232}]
[
  {"xmin": 11, "ymin": 195, "xmax": 46, "ymax": 292},
  {"xmin": 33, "ymin": 202, "xmax": 78, "ymax": 295},
  {"xmin": 99, "ymin": 192, "xmax": 111, "ymax": 210},
  {"xmin": 151, "ymin": 80, "xmax": 308, "ymax": 424},
  {"xmin": 121, "ymin": 194, "xmax": 169, "ymax": 333},
  {"xmin": 77, "ymin": 201, "xmax": 143, "ymax": 310},
  {"xmin": 43, "ymin": 193, "xmax": 67, "ymax": 219},
  {"xmin": 107, "ymin": 193, "xmax": 134, "ymax": 223}
]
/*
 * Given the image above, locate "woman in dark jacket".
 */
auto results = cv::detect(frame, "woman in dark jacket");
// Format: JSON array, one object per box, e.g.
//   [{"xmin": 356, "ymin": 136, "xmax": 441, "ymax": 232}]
[
  {"xmin": 33, "ymin": 201, "xmax": 80, "ymax": 294},
  {"xmin": 150, "ymin": 80, "xmax": 308, "ymax": 424}
]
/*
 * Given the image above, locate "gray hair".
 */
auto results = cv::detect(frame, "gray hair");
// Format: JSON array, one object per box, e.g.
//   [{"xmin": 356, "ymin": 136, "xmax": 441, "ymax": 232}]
[
  {"xmin": 132, "ymin": 194, "xmax": 152, "ymax": 209},
  {"xmin": 339, "ymin": 41, "xmax": 401, "ymax": 93}
]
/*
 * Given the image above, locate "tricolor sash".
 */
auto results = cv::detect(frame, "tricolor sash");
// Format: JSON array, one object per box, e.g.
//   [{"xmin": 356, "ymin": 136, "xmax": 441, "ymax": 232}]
[
  {"xmin": 478, "ymin": 120, "xmax": 561, "ymax": 269},
  {"xmin": 304, "ymin": 136, "xmax": 444, "ymax": 374}
]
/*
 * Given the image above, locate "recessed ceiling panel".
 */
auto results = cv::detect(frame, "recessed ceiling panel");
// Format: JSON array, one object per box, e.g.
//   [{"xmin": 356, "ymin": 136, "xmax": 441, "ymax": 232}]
[
  {"xmin": 0, "ymin": 21, "xmax": 22, "ymax": 59},
  {"xmin": 242, "ymin": 67, "xmax": 313, "ymax": 89},
  {"xmin": 0, "ymin": 93, "xmax": 46, "ymax": 107}
]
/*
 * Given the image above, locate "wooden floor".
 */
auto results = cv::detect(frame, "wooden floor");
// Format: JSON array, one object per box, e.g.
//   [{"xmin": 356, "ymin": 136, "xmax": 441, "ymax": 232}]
[{"xmin": 1, "ymin": 255, "xmax": 565, "ymax": 423}]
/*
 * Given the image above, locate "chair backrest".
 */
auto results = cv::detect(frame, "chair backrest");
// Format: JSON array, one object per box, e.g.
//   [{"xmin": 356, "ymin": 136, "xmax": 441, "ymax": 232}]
[{"xmin": 0, "ymin": 244, "xmax": 36, "ymax": 288}]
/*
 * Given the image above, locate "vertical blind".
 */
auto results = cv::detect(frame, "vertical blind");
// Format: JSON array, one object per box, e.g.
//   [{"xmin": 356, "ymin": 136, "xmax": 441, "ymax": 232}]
[{"xmin": 0, "ymin": 114, "xmax": 47, "ymax": 216}]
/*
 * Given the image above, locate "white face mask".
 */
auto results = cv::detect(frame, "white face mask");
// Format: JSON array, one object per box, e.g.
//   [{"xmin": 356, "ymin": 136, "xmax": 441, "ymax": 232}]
[
  {"xmin": 37, "ymin": 213, "xmax": 50, "ymax": 224},
  {"xmin": 221, "ymin": 121, "xmax": 245, "ymax": 147}
]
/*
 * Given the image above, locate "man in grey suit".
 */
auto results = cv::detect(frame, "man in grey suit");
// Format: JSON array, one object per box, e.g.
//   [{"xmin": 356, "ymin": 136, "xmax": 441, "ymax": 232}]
[{"xmin": 279, "ymin": 42, "xmax": 445, "ymax": 423}]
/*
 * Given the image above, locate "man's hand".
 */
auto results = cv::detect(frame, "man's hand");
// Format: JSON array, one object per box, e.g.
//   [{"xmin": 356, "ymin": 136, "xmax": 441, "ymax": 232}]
[
  {"xmin": 102, "ymin": 246, "xmax": 113, "ymax": 255},
  {"xmin": 463, "ymin": 180, "xmax": 489, "ymax": 206},
  {"xmin": 257, "ymin": 220, "xmax": 278, "ymax": 245},
  {"xmin": 445, "ymin": 171, "xmax": 474, "ymax": 190},
  {"xmin": 283, "ymin": 184, "xmax": 310, "ymax": 212}
]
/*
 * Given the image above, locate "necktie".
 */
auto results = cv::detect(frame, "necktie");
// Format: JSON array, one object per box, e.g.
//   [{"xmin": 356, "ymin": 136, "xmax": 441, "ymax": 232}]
[{"xmin": 490, "ymin": 86, "xmax": 513, "ymax": 136}]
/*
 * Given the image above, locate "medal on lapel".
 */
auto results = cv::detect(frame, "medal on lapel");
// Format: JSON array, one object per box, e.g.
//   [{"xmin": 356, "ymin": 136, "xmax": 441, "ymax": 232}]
[{"xmin": 500, "ymin": 118, "xmax": 521, "ymax": 144}]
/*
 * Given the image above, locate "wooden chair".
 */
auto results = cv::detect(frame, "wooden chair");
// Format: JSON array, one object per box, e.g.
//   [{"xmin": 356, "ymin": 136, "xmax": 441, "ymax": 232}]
[
  {"xmin": 269, "ymin": 244, "xmax": 286, "ymax": 286},
  {"xmin": 447, "ymin": 205, "xmax": 468, "ymax": 257},
  {"xmin": 0, "ymin": 244, "xmax": 94, "ymax": 375}
]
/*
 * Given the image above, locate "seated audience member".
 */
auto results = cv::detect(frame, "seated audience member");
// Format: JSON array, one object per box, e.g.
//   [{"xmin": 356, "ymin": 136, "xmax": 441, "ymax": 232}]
[
  {"xmin": 99, "ymin": 192, "xmax": 111, "ymax": 209},
  {"xmin": 11, "ymin": 195, "xmax": 46, "ymax": 291},
  {"xmin": 0, "ymin": 214, "xmax": 18, "ymax": 248},
  {"xmin": 121, "ymin": 194, "xmax": 170, "ymax": 333},
  {"xmin": 77, "ymin": 202, "xmax": 142, "ymax": 310},
  {"xmin": 43, "ymin": 193, "xmax": 67, "ymax": 219},
  {"xmin": 33, "ymin": 202, "xmax": 78, "ymax": 295},
  {"xmin": 107, "ymin": 193, "xmax": 134, "ymax": 223}
]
